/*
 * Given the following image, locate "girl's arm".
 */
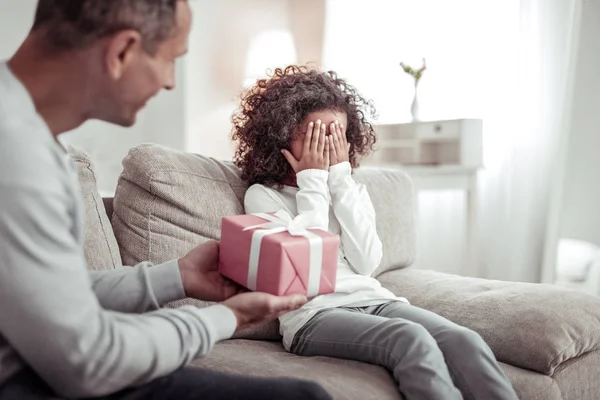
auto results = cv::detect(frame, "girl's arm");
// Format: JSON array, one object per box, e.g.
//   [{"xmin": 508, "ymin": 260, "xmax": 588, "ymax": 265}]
[
  {"xmin": 294, "ymin": 169, "xmax": 330, "ymax": 230},
  {"xmin": 244, "ymin": 169, "xmax": 330, "ymax": 231},
  {"xmin": 327, "ymin": 120, "xmax": 383, "ymax": 276},
  {"xmin": 329, "ymin": 162, "xmax": 383, "ymax": 276}
]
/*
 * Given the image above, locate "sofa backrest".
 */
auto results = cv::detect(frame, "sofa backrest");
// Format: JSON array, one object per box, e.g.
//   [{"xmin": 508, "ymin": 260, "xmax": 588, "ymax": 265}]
[{"xmin": 111, "ymin": 144, "xmax": 416, "ymax": 277}]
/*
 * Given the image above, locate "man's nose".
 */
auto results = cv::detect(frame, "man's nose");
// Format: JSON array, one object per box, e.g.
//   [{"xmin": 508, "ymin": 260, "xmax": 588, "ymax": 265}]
[
  {"xmin": 164, "ymin": 69, "xmax": 176, "ymax": 91},
  {"xmin": 164, "ymin": 79, "xmax": 175, "ymax": 91}
]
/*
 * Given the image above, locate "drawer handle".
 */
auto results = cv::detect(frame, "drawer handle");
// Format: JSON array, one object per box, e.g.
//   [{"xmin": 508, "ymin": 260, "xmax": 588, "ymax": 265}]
[{"xmin": 434, "ymin": 124, "xmax": 442, "ymax": 133}]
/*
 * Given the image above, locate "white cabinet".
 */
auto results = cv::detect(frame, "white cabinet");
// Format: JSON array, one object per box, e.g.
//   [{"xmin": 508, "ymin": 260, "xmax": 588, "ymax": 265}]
[
  {"xmin": 365, "ymin": 119, "xmax": 483, "ymax": 168},
  {"xmin": 365, "ymin": 119, "xmax": 484, "ymax": 277}
]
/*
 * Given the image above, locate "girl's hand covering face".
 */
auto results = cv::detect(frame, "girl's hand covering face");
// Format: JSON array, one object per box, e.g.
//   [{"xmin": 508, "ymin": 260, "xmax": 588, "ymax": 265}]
[
  {"xmin": 328, "ymin": 120, "xmax": 350, "ymax": 166},
  {"xmin": 281, "ymin": 119, "xmax": 330, "ymax": 173}
]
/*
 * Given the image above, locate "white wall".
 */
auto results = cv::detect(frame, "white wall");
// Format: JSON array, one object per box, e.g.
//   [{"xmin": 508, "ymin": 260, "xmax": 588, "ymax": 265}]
[
  {"xmin": 0, "ymin": 0, "xmax": 36, "ymax": 53},
  {"xmin": 560, "ymin": 0, "xmax": 600, "ymax": 246},
  {"xmin": 185, "ymin": 0, "xmax": 295, "ymax": 159}
]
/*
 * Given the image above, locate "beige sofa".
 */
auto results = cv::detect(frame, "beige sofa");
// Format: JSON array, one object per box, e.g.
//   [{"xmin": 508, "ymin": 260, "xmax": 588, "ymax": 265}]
[{"xmin": 72, "ymin": 144, "xmax": 600, "ymax": 400}]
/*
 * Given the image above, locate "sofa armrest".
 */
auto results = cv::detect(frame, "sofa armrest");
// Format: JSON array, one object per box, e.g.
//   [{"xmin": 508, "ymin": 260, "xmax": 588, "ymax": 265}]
[{"xmin": 378, "ymin": 269, "xmax": 600, "ymax": 375}]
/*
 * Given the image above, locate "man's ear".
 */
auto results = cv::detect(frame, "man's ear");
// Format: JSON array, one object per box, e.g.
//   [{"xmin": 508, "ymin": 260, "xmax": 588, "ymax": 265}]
[{"xmin": 105, "ymin": 30, "xmax": 143, "ymax": 80}]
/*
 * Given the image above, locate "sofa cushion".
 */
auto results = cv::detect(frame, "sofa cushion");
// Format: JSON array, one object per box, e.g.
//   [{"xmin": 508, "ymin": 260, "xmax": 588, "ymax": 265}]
[
  {"xmin": 69, "ymin": 146, "xmax": 122, "ymax": 271},
  {"xmin": 113, "ymin": 144, "xmax": 247, "ymax": 266},
  {"xmin": 553, "ymin": 350, "xmax": 600, "ymax": 400},
  {"xmin": 357, "ymin": 167, "xmax": 416, "ymax": 276},
  {"xmin": 378, "ymin": 268, "xmax": 600, "ymax": 376},
  {"xmin": 195, "ymin": 340, "xmax": 401, "ymax": 400},
  {"xmin": 500, "ymin": 363, "xmax": 560, "ymax": 400}
]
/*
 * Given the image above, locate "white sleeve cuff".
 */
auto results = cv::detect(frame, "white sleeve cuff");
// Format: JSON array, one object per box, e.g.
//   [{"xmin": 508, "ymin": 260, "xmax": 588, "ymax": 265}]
[
  {"xmin": 147, "ymin": 260, "xmax": 186, "ymax": 306},
  {"xmin": 296, "ymin": 168, "xmax": 329, "ymax": 180},
  {"xmin": 296, "ymin": 169, "xmax": 329, "ymax": 192},
  {"xmin": 328, "ymin": 162, "xmax": 353, "ymax": 189}
]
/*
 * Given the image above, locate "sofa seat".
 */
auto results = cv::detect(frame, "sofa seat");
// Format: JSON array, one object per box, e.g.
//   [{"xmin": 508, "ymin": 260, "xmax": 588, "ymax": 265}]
[
  {"xmin": 194, "ymin": 339, "xmax": 562, "ymax": 400},
  {"xmin": 195, "ymin": 340, "xmax": 401, "ymax": 400}
]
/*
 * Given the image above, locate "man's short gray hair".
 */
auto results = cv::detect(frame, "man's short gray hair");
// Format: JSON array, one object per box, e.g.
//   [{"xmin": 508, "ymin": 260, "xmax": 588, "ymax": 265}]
[{"xmin": 32, "ymin": 0, "xmax": 180, "ymax": 54}]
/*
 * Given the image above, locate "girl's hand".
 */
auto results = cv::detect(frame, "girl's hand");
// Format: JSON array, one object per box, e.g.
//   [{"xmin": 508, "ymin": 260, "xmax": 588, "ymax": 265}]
[
  {"xmin": 282, "ymin": 120, "xmax": 330, "ymax": 173},
  {"xmin": 329, "ymin": 121, "xmax": 350, "ymax": 166}
]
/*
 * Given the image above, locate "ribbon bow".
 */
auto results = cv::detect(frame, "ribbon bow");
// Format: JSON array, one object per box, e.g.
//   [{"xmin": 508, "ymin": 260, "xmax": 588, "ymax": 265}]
[{"xmin": 243, "ymin": 210, "xmax": 320, "ymax": 236}]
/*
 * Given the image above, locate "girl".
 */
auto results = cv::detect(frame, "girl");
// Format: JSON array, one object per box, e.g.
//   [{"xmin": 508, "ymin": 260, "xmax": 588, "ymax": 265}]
[{"xmin": 232, "ymin": 65, "xmax": 518, "ymax": 400}]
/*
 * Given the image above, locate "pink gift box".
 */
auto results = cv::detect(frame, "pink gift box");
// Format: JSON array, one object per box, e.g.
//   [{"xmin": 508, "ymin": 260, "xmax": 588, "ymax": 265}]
[{"xmin": 218, "ymin": 213, "xmax": 339, "ymax": 297}]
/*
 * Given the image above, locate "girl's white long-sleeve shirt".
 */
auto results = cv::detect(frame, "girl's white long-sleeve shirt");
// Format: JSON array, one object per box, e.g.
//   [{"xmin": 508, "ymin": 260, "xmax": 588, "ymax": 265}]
[{"xmin": 244, "ymin": 162, "xmax": 406, "ymax": 350}]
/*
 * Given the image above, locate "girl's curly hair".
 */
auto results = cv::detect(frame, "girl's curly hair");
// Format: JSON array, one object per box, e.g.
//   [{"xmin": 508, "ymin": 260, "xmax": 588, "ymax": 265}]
[{"xmin": 232, "ymin": 65, "xmax": 377, "ymax": 187}]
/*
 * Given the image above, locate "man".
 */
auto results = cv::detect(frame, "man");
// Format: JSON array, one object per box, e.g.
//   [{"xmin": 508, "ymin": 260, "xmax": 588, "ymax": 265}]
[{"xmin": 0, "ymin": 1, "xmax": 332, "ymax": 399}]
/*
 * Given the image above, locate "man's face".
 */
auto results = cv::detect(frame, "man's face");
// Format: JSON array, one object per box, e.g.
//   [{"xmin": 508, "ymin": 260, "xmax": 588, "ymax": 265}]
[{"xmin": 97, "ymin": 1, "xmax": 192, "ymax": 126}]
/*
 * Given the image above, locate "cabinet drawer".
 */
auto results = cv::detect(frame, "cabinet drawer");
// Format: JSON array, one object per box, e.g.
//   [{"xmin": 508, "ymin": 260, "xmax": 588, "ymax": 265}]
[
  {"xmin": 413, "ymin": 120, "xmax": 460, "ymax": 140},
  {"xmin": 376, "ymin": 120, "xmax": 461, "ymax": 140}
]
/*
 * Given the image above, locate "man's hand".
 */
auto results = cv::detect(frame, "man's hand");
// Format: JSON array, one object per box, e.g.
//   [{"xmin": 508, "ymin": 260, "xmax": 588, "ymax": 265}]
[
  {"xmin": 223, "ymin": 292, "xmax": 307, "ymax": 331},
  {"xmin": 178, "ymin": 240, "xmax": 243, "ymax": 302},
  {"xmin": 282, "ymin": 120, "xmax": 330, "ymax": 173},
  {"xmin": 328, "ymin": 120, "xmax": 350, "ymax": 166}
]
